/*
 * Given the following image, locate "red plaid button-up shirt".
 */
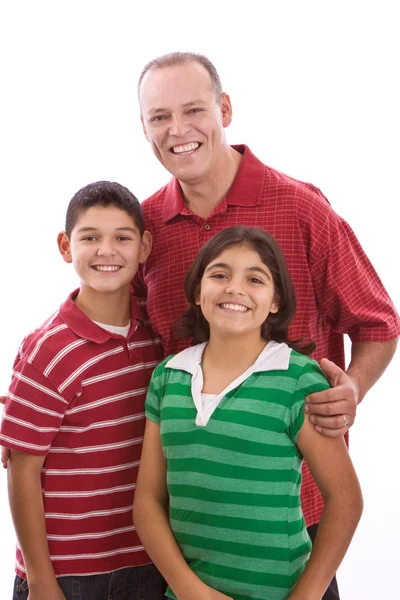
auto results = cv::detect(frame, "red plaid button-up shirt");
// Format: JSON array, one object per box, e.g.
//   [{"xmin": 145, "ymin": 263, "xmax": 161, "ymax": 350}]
[{"xmin": 137, "ymin": 144, "xmax": 399, "ymax": 527}]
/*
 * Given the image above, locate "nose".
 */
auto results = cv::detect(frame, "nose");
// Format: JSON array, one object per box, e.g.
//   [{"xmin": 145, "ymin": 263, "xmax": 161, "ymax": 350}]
[
  {"xmin": 96, "ymin": 240, "xmax": 117, "ymax": 257},
  {"xmin": 224, "ymin": 278, "xmax": 245, "ymax": 295},
  {"xmin": 169, "ymin": 114, "xmax": 191, "ymax": 137}
]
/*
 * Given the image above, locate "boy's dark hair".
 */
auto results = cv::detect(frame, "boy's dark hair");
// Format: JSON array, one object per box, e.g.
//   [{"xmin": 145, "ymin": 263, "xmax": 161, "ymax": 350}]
[
  {"xmin": 65, "ymin": 181, "xmax": 145, "ymax": 238},
  {"xmin": 176, "ymin": 226, "xmax": 315, "ymax": 355}
]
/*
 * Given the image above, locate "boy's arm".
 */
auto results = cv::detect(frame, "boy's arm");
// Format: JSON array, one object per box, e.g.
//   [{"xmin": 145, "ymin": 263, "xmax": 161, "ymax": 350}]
[
  {"xmin": 8, "ymin": 450, "xmax": 66, "ymax": 600},
  {"xmin": 133, "ymin": 419, "xmax": 232, "ymax": 600},
  {"xmin": 287, "ymin": 417, "xmax": 363, "ymax": 600}
]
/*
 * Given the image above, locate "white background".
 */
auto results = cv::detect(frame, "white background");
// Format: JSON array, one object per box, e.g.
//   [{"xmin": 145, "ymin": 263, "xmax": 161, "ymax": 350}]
[{"xmin": 0, "ymin": 1, "xmax": 399, "ymax": 598}]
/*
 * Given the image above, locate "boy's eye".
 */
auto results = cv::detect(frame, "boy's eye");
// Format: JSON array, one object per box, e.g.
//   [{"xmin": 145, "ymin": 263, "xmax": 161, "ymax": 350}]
[
  {"xmin": 82, "ymin": 236, "xmax": 97, "ymax": 241},
  {"xmin": 117, "ymin": 236, "xmax": 131, "ymax": 242}
]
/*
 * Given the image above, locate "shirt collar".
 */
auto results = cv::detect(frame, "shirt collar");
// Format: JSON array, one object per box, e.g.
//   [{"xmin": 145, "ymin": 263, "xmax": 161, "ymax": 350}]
[
  {"xmin": 59, "ymin": 289, "xmax": 145, "ymax": 344},
  {"xmin": 166, "ymin": 340, "xmax": 291, "ymax": 374},
  {"xmin": 161, "ymin": 145, "xmax": 266, "ymax": 223}
]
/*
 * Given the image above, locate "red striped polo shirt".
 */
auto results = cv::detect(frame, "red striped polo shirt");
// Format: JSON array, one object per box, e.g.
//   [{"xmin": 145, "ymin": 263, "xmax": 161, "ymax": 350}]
[
  {"xmin": 0, "ymin": 290, "xmax": 162, "ymax": 578},
  {"xmin": 136, "ymin": 144, "xmax": 400, "ymax": 527}
]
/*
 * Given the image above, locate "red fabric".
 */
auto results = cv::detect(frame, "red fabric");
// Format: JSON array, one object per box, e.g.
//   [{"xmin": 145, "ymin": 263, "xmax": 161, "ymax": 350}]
[
  {"xmin": 137, "ymin": 145, "xmax": 400, "ymax": 527},
  {"xmin": 0, "ymin": 291, "xmax": 162, "ymax": 578}
]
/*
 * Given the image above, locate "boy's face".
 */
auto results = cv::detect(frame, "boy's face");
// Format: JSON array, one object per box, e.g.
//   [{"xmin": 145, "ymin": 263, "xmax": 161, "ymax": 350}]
[{"xmin": 58, "ymin": 206, "xmax": 151, "ymax": 295}]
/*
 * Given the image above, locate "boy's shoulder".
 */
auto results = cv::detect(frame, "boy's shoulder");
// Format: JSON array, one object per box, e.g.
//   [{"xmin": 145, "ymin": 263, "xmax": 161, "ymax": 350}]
[
  {"xmin": 18, "ymin": 303, "xmax": 73, "ymax": 366},
  {"xmin": 16, "ymin": 291, "xmax": 98, "ymax": 378}
]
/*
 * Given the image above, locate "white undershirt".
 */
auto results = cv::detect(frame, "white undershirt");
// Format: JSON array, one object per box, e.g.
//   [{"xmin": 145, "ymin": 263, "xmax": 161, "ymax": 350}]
[{"xmin": 93, "ymin": 320, "xmax": 130, "ymax": 338}]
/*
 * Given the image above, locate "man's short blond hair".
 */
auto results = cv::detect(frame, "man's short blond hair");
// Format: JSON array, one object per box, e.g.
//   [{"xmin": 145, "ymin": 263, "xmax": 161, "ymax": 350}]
[{"xmin": 138, "ymin": 52, "xmax": 223, "ymax": 102}]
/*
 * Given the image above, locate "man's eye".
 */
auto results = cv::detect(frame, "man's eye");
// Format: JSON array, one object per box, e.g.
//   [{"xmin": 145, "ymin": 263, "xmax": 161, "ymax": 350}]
[
  {"xmin": 189, "ymin": 108, "xmax": 202, "ymax": 114},
  {"xmin": 151, "ymin": 115, "xmax": 167, "ymax": 122}
]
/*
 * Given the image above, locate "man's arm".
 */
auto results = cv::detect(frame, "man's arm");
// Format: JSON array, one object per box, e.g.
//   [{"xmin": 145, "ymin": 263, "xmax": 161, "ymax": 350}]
[
  {"xmin": 305, "ymin": 339, "xmax": 398, "ymax": 437},
  {"xmin": 8, "ymin": 450, "xmax": 66, "ymax": 600}
]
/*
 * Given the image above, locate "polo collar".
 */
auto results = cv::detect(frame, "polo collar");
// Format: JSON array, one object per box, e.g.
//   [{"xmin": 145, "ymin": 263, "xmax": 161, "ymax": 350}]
[
  {"xmin": 59, "ymin": 289, "xmax": 144, "ymax": 344},
  {"xmin": 161, "ymin": 145, "xmax": 266, "ymax": 223},
  {"xmin": 166, "ymin": 340, "xmax": 292, "ymax": 374}
]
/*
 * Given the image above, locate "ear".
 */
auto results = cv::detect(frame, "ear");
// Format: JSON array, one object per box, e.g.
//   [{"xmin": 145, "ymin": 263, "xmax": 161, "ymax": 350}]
[
  {"xmin": 194, "ymin": 284, "xmax": 201, "ymax": 306},
  {"xmin": 57, "ymin": 232, "xmax": 73, "ymax": 264},
  {"xmin": 269, "ymin": 295, "xmax": 280, "ymax": 314},
  {"xmin": 220, "ymin": 93, "xmax": 233, "ymax": 128},
  {"xmin": 139, "ymin": 230, "xmax": 152, "ymax": 263},
  {"xmin": 140, "ymin": 114, "xmax": 150, "ymax": 142}
]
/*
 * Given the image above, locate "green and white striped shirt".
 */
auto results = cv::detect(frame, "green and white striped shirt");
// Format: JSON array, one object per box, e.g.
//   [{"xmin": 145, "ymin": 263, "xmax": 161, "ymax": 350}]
[{"xmin": 145, "ymin": 342, "xmax": 329, "ymax": 600}]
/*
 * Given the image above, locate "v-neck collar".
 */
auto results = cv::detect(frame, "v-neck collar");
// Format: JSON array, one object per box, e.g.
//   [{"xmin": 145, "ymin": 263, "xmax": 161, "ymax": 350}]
[{"xmin": 166, "ymin": 341, "xmax": 292, "ymax": 427}]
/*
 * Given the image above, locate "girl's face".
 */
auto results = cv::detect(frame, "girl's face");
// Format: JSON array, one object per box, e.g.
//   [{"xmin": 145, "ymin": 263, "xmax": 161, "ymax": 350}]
[{"xmin": 196, "ymin": 244, "xmax": 279, "ymax": 341}]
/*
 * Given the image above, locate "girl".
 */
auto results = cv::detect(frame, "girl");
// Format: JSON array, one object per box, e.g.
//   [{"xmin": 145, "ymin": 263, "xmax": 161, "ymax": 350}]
[{"xmin": 134, "ymin": 226, "xmax": 363, "ymax": 600}]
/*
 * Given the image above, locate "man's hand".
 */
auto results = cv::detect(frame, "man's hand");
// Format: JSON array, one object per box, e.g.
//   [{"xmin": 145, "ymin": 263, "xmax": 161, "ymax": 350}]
[{"xmin": 304, "ymin": 358, "xmax": 358, "ymax": 437}]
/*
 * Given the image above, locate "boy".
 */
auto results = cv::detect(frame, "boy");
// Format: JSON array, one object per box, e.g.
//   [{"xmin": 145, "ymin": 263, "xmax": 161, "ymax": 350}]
[{"xmin": 0, "ymin": 181, "xmax": 164, "ymax": 600}]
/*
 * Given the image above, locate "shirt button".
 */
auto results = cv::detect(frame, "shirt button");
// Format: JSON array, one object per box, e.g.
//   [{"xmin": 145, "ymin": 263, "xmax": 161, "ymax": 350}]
[{"xmin": 204, "ymin": 224, "xmax": 211, "ymax": 230}]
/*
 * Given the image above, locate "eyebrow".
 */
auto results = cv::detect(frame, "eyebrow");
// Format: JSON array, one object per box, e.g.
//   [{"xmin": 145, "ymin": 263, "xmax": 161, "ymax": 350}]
[
  {"xmin": 205, "ymin": 262, "xmax": 272, "ymax": 279},
  {"xmin": 76, "ymin": 226, "xmax": 138, "ymax": 234},
  {"xmin": 148, "ymin": 100, "xmax": 207, "ymax": 115}
]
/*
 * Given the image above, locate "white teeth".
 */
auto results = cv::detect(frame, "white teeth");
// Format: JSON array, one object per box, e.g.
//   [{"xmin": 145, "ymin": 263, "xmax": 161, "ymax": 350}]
[
  {"xmin": 93, "ymin": 265, "xmax": 120, "ymax": 272},
  {"xmin": 172, "ymin": 142, "xmax": 199, "ymax": 154},
  {"xmin": 220, "ymin": 303, "xmax": 248, "ymax": 312}
]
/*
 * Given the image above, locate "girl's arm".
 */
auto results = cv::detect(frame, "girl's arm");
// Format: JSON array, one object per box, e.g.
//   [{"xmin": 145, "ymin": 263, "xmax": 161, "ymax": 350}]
[
  {"xmin": 288, "ymin": 417, "xmax": 363, "ymax": 600},
  {"xmin": 8, "ymin": 450, "xmax": 66, "ymax": 600},
  {"xmin": 134, "ymin": 419, "xmax": 232, "ymax": 600}
]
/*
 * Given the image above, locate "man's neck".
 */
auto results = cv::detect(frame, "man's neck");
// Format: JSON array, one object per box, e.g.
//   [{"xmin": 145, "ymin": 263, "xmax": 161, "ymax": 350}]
[
  {"xmin": 75, "ymin": 286, "xmax": 131, "ymax": 327},
  {"xmin": 180, "ymin": 146, "xmax": 243, "ymax": 219}
]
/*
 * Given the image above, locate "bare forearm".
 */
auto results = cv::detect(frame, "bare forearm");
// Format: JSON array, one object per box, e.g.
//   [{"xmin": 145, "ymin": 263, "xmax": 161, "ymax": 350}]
[
  {"xmin": 289, "ymin": 491, "xmax": 363, "ymax": 599},
  {"xmin": 134, "ymin": 494, "xmax": 208, "ymax": 600},
  {"xmin": 347, "ymin": 339, "xmax": 398, "ymax": 403},
  {"xmin": 8, "ymin": 455, "xmax": 55, "ymax": 586}
]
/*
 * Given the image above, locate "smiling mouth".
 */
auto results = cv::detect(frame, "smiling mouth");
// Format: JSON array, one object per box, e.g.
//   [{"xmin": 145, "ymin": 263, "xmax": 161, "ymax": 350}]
[
  {"xmin": 170, "ymin": 142, "xmax": 201, "ymax": 155},
  {"xmin": 92, "ymin": 265, "xmax": 122, "ymax": 272},
  {"xmin": 219, "ymin": 303, "xmax": 250, "ymax": 313}
]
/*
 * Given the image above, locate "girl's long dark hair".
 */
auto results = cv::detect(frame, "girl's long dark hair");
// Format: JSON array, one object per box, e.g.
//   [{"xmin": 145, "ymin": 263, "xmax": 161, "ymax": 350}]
[{"xmin": 175, "ymin": 226, "xmax": 315, "ymax": 355}]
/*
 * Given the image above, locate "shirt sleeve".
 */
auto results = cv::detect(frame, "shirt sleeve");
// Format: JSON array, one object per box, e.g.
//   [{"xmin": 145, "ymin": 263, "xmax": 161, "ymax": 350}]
[
  {"xmin": 300, "ymin": 187, "xmax": 400, "ymax": 342},
  {"xmin": 0, "ymin": 359, "xmax": 69, "ymax": 456},
  {"xmin": 289, "ymin": 358, "xmax": 330, "ymax": 442},
  {"xmin": 145, "ymin": 360, "xmax": 169, "ymax": 424}
]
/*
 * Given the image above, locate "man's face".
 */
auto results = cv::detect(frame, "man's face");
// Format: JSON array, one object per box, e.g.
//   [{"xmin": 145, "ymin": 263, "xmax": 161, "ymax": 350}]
[{"xmin": 139, "ymin": 62, "xmax": 232, "ymax": 184}]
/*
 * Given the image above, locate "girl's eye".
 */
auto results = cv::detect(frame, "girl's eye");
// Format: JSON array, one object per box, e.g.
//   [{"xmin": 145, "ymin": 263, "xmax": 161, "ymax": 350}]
[
  {"xmin": 249, "ymin": 277, "xmax": 263, "ymax": 284},
  {"xmin": 210, "ymin": 273, "xmax": 227, "ymax": 279}
]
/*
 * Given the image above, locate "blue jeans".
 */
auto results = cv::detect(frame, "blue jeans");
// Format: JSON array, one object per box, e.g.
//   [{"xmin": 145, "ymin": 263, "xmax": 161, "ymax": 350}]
[{"xmin": 13, "ymin": 563, "xmax": 165, "ymax": 600}]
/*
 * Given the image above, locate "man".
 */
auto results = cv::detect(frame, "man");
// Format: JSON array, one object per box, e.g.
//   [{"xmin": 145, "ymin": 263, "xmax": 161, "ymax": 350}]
[{"xmin": 135, "ymin": 52, "xmax": 399, "ymax": 599}]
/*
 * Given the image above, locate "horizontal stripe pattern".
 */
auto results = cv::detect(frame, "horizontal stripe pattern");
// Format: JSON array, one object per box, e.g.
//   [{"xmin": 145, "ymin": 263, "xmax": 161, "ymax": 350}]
[
  {"xmin": 146, "ymin": 348, "xmax": 329, "ymax": 599},
  {"xmin": 0, "ymin": 292, "xmax": 162, "ymax": 577}
]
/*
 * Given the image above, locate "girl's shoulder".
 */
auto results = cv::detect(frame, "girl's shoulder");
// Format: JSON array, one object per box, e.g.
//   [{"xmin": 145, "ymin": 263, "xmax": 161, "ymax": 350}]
[{"xmin": 288, "ymin": 350, "xmax": 330, "ymax": 391}]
